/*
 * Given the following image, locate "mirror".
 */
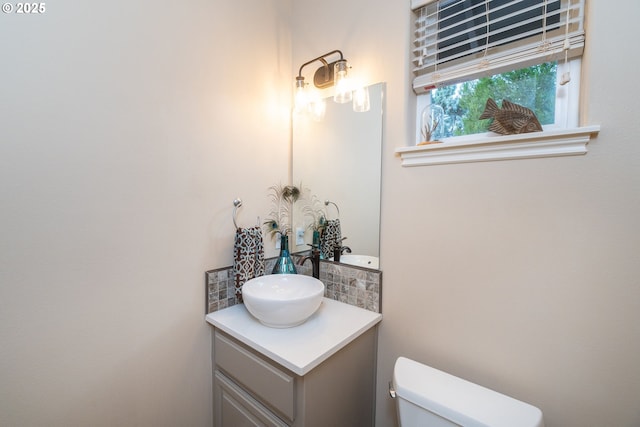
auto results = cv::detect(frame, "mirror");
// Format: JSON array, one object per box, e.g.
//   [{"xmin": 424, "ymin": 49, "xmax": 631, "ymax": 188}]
[{"xmin": 292, "ymin": 82, "xmax": 384, "ymax": 266}]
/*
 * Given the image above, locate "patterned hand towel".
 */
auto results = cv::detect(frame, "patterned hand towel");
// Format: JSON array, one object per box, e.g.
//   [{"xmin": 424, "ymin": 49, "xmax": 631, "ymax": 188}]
[
  {"xmin": 320, "ymin": 219, "xmax": 342, "ymax": 260},
  {"xmin": 233, "ymin": 226, "xmax": 265, "ymax": 301}
]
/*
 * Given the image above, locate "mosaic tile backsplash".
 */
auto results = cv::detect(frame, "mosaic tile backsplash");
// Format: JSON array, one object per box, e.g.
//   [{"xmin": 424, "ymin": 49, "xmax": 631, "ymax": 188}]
[{"xmin": 206, "ymin": 256, "xmax": 381, "ymax": 314}]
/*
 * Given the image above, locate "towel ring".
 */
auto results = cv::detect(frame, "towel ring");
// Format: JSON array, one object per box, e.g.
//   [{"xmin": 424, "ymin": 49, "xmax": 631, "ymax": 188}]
[
  {"xmin": 232, "ymin": 198, "xmax": 242, "ymax": 229},
  {"xmin": 324, "ymin": 200, "xmax": 340, "ymax": 218}
]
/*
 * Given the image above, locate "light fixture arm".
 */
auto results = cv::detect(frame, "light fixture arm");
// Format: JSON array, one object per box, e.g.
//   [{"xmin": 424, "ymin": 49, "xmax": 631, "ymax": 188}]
[
  {"xmin": 296, "ymin": 50, "xmax": 344, "ymax": 80},
  {"xmin": 296, "ymin": 50, "xmax": 347, "ymax": 89}
]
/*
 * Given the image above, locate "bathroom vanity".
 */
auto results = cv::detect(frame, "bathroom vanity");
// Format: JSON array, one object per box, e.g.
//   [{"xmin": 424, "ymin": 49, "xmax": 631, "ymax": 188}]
[{"xmin": 206, "ymin": 298, "xmax": 382, "ymax": 427}]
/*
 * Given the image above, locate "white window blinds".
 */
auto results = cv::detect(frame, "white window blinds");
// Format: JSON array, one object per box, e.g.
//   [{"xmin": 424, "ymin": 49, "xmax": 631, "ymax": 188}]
[{"xmin": 411, "ymin": 0, "xmax": 585, "ymax": 94}]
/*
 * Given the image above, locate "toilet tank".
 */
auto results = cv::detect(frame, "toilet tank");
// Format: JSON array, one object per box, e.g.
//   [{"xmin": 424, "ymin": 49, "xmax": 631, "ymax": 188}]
[{"xmin": 392, "ymin": 357, "xmax": 544, "ymax": 427}]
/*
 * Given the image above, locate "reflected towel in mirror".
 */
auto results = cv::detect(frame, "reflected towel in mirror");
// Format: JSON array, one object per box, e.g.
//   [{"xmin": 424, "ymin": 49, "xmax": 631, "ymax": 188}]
[
  {"xmin": 233, "ymin": 226, "xmax": 265, "ymax": 301},
  {"xmin": 321, "ymin": 219, "xmax": 342, "ymax": 259}
]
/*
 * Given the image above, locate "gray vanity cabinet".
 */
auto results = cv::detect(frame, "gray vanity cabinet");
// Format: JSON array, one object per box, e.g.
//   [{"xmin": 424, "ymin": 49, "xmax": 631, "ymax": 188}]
[{"xmin": 212, "ymin": 328, "xmax": 377, "ymax": 427}]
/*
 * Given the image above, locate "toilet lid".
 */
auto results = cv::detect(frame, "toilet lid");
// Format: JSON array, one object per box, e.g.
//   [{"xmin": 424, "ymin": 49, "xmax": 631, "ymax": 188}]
[{"xmin": 393, "ymin": 357, "xmax": 544, "ymax": 427}]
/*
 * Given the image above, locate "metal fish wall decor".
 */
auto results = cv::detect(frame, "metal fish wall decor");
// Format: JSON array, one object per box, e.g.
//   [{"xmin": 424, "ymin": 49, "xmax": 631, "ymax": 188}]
[{"xmin": 479, "ymin": 98, "xmax": 543, "ymax": 135}]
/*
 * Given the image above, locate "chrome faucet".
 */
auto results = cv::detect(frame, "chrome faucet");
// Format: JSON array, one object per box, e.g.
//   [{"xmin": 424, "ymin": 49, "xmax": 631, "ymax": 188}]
[{"xmin": 299, "ymin": 244, "xmax": 321, "ymax": 279}]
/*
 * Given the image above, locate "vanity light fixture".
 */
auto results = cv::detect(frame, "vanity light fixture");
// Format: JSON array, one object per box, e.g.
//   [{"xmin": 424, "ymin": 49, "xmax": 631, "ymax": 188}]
[{"xmin": 295, "ymin": 50, "xmax": 359, "ymax": 113}]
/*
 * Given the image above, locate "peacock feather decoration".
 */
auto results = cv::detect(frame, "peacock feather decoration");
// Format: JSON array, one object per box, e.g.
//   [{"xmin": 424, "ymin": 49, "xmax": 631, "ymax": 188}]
[{"xmin": 263, "ymin": 184, "xmax": 301, "ymax": 238}]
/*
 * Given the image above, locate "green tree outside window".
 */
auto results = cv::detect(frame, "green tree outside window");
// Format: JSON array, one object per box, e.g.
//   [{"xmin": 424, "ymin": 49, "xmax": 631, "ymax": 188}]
[{"xmin": 431, "ymin": 62, "xmax": 558, "ymax": 137}]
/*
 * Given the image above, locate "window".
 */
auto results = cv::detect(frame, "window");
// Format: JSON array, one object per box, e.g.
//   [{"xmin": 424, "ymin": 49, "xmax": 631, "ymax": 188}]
[
  {"xmin": 418, "ymin": 61, "xmax": 563, "ymax": 140},
  {"xmin": 411, "ymin": 0, "xmax": 586, "ymax": 144}
]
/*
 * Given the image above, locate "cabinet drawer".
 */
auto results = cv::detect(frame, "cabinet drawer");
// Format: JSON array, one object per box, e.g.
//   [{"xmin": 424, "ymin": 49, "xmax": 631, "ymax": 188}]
[
  {"xmin": 215, "ymin": 371, "xmax": 288, "ymax": 427},
  {"xmin": 214, "ymin": 331, "xmax": 295, "ymax": 421}
]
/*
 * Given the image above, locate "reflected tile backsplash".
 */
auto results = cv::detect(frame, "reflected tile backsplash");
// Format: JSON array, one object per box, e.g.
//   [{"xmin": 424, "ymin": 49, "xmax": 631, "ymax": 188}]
[{"xmin": 206, "ymin": 257, "xmax": 381, "ymax": 314}]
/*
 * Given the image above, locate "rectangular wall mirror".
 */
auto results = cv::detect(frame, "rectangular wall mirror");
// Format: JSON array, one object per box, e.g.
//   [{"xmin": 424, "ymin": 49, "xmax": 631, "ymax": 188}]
[{"xmin": 292, "ymin": 82, "xmax": 384, "ymax": 268}]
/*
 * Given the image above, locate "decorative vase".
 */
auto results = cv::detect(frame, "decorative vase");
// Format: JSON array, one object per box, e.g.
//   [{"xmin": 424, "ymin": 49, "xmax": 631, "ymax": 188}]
[
  {"xmin": 272, "ymin": 234, "xmax": 297, "ymax": 274},
  {"xmin": 312, "ymin": 230, "xmax": 323, "ymax": 259},
  {"xmin": 419, "ymin": 104, "xmax": 445, "ymax": 145}
]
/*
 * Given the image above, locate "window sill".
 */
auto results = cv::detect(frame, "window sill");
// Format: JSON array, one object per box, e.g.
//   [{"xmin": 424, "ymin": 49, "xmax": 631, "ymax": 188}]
[{"xmin": 395, "ymin": 126, "xmax": 601, "ymax": 167}]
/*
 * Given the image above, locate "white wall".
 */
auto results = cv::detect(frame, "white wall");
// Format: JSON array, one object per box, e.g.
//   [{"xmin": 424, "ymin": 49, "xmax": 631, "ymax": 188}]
[
  {"xmin": 292, "ymin": 1, "xmax": 640, "ymax": 426},
  {"xmin": 0, "ymin": 1, "xmax": 291, "ymax": 426}
]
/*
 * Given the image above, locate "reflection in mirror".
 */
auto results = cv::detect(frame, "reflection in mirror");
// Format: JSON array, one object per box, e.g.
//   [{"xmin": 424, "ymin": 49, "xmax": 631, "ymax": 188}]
[{"xmin": 292, "ymin": 83, "xmax": 384, "ymax": 266}]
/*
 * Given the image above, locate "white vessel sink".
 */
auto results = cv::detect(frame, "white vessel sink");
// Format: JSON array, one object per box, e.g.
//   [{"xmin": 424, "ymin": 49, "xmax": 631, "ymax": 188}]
[
  {"xmin": 242, "ymin": 274, "xmax": 325, "ymax": 328},
  {"xmin": 335, "ymin": 255, "xmax": 379, "ymax": 269}
]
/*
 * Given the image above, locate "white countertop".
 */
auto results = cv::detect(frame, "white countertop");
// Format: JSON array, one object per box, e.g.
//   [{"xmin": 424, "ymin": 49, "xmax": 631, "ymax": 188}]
[{"xmin": 205, "ymin": 298, "xmax": 382, "ymax": 376}]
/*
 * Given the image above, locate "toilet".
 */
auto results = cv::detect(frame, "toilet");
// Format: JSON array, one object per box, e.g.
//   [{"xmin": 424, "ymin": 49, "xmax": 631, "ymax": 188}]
[{"xmin": 391, "ymin": 357, "xmax": 544, "ymax": 427}]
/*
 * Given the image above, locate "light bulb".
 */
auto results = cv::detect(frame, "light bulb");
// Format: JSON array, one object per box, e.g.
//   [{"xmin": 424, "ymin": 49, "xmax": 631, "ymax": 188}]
[
  {"xmin": 333, "ymin": 60, "xmax": 352, "ymax": 104},
  {"xmin": 294, "ymin": 77, "xmax": 308, "ymax": 112}
]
